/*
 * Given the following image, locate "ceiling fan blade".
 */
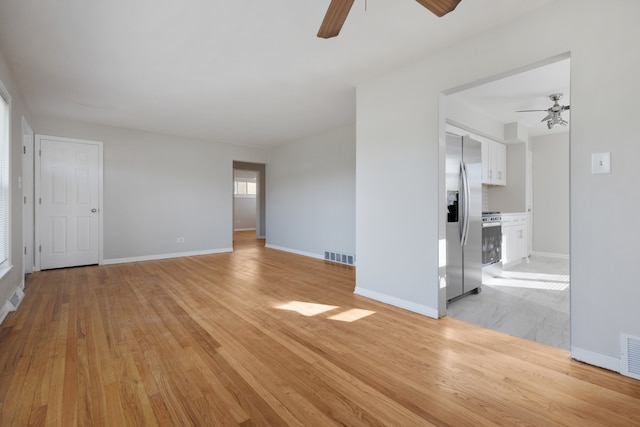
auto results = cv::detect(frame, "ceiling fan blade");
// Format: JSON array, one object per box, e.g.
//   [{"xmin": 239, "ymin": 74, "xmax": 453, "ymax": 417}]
[
  {"xmin": 516, "ymin": 109, "xmax": 548, "ymax": 113},
  {"xmin": 317, "ymin": 0, "xmax": 355, "ymax": 39},
  {"xmin": 540, "ymin": 114, "xmax": 553, "ymax": 122},
  {"xmin": 415, "ymin": 0, "xmax": 462, "ymax": 17}
]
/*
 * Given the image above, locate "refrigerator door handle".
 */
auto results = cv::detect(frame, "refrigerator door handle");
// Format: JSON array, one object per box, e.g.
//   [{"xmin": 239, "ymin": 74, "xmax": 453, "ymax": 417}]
[{"xmin": 460, "ymin": 161, "xmax": 470, "ymax": 246}]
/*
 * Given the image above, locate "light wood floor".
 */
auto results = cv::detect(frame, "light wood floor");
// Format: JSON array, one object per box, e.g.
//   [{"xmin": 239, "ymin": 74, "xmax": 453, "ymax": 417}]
[{"xmin": 1, "ymin": 231, "xmax": 639, "ymax": 426}]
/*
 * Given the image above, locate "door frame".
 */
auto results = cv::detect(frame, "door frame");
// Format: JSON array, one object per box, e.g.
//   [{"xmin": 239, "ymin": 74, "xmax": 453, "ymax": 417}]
[
  {"xmin": 34, "ymin": 134, "xmax": 104, "ymax": 271},
  {"xmin": 233, "ymin": 168, "xmax": 259, "ymax": 232},
  {"xmin": 232, "ymin": 161, "xmax": 266, "ymax": 240},
  {"xmin": 21, "ymin": 117, "xmax": 34, "ymax": 274}
]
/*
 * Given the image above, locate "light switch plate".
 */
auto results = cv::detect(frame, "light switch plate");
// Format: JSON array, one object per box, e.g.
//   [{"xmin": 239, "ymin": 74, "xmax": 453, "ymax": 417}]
[{"xmin": 591, "ymin": 152, "xmax": 611, "ymax": 174}]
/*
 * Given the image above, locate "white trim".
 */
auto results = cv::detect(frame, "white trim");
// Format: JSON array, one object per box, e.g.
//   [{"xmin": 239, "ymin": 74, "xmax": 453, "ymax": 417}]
[
  {"xmin": 22, "ymin": 116, "xmax": 34, "ymax": 275},
  {"xmin": 264, "ymin": 243, "xmax": 324, "ymax": 261},
  {"xmin": 0, "ymin": 301, "xmax": 12, "ymax": 324},
  {"xmin": 0, "ymin": 263, "xmax": 12, "ymax": 281},
  {"xmin": 0, "ymin": 78, "xmax": 11, "ymax": 270},
  {"xmin": 102, "ymin": 248, "xmax": 233, "ymax": 265},
  {"xmin": 571, "ymin": 346, "xmax": 620, "ymax": 373},
  {"xmin": 531, "ymin": 251, "xmax": 570, "ymax": 259},
  {"xmin": 0, "ymin": 278, "xmax": 26, "ymax": 325},
  {"xmin": 234, "ymin": 228, "xmax": 256, "ymax": 232},
  {"xmin": 354, "ymin": 287, "xmax": 439, "ymax": 319}
]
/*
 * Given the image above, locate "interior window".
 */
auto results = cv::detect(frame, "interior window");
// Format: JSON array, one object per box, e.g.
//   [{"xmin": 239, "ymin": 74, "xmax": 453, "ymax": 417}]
[{"xmin": 234, "ymin": 178, "xmax": 256, "ymax": 196}]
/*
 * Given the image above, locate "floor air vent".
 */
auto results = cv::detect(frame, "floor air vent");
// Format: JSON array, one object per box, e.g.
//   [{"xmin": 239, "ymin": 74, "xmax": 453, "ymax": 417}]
[
  {"xmin": 324, "ymin": 251, "xmax": 355, "ymax": 266},
  {"xmin": 621, "ymin": 333, "xmax": 640, "ymax": 380},
  {"xmin": 8, "ymin": 288, "xmax": 24, "ymax": 310},
  {"xmin": 9, "ymin": 293, "xmax": 20, "ymax": 308}
]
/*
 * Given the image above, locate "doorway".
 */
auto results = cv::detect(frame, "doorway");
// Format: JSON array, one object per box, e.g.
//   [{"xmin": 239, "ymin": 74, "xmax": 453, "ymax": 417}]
[
  {"xmin": 441, "ymin": 55, "xmax": 571, "ymax": 350},
  {"xmin": 233, "ymin": 169, "xmax": 258, "ymax": 231},
  {"xmin": 232, "ymin": 161, "xmax": 266, "ymax": 240},
  {"xmin": 35, "ymin": 135, "xmax": 103, "ymax": 270}
]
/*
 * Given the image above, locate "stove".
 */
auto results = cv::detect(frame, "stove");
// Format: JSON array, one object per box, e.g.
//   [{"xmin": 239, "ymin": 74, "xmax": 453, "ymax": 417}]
[
  {"xmin": 481, "ymin": 211, "xmax": 502, "ymax": 281},
  {"xmin": 482, "ymin": 211, "xmax": 502, "ymax": 224}
]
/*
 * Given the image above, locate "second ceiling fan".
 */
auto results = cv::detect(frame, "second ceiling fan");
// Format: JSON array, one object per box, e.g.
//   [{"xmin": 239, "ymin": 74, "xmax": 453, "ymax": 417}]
[
  {"xmin": 318, "ymin": 0, "xmax": 462, "ymax": 39},
  {"xmin": 516, "ymin": 93, "xmax": 570, "ymax": 129}
]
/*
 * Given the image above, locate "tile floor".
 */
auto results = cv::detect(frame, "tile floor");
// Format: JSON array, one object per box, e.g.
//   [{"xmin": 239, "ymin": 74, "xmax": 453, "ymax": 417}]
[{"xmin": 446, "ymin": 256, "xmax": 570, "ymax": 350}]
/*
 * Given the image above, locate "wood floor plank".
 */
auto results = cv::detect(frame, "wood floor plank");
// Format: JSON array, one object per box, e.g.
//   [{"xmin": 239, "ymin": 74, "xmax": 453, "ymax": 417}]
[
  {"xmin": 0, "ymin": 230, "xmax": 639, "ymax": 426},
  {"xmin": 45, "ymin": 303, "xmax": 70, "ymax": 426}
]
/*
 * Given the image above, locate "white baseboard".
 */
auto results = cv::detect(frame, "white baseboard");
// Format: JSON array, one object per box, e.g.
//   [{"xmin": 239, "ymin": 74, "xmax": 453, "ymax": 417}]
[
  {"xmin": 530, "ymin": 251, "xmax": 570, "ymax": 259},
  {"xmin": 102, "ymin": 248, "xmax": 233, "ymax": 265},
  {"xmin": 0, "ymin": 280, "xmax": 26, "ymax": 325},
  {"xmin": 0, "ymin": 301, "xmax": 12, "ymax": 324},
  {"xmin": 264, "ymin": 244, "xmax": 324, "ymax": 261},
  {"xmin": 234, "ymin": 228, "xmax": 256, "ymax": 231},
  {"xmin": 354, "ymin": 287, "xmax": 439, "ymax": 319},
  {"xmin": 571, "ymin": 346, "xmax": 620, "ymax": 373}
]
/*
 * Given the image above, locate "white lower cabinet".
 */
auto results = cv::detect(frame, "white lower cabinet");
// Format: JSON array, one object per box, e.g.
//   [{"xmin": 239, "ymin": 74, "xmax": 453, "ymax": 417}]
[{"xmin": 501, "ymin": 213, "xmax": 529, "ymax": 265}]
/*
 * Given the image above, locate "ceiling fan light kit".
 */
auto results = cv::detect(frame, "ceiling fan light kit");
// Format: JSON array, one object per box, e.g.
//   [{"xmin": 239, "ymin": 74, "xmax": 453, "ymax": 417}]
[
  {"xmin": 546, "ymin": 115, "xmax": 568, "ymax": 129},
  {"xmin": 318, "ymin": 0, "xmax": 462, "ymax": 39}
]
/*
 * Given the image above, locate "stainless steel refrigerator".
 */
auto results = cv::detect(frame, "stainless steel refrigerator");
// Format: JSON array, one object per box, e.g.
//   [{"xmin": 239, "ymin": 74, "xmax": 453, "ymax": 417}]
[{"xmin": 446, "ymin": 133, "xmax": 482, "ymax": 301}]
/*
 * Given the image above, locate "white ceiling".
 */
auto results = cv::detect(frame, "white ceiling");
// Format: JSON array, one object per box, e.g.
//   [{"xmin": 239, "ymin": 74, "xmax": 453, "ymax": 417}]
[
  {"xmin": 0, "ymin": 0, "xmax": 558, "ymax": 147},
  {"xmin": 449, "ymin": 58, "xmax": 570, "ymax": 137}
]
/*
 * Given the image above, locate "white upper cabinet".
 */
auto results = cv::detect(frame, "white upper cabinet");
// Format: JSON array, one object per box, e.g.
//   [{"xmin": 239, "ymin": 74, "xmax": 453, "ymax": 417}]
[
  {"xmin": 445, "ymin": 123, "xmax": 506, "ymax": 186},
  {"xmin": 481, "ymin": 140, "xmax": 507, "ymax": 186},
  {"xmin": 481, "ymin": 140, "xmax": 490, "ymax": 183},
  {"xmin": 493, "ymin": 142, "xmax": 506, "ymax": 186}
]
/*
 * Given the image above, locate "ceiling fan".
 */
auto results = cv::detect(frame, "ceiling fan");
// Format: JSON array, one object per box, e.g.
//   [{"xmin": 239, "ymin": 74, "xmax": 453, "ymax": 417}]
[
  {"xmin": 516, "ymin": 93, "xmax": 570, "ymax": 129},
  {"xmin": 317, "ymin": 0, "xmax": 462, "ymax": 39}
]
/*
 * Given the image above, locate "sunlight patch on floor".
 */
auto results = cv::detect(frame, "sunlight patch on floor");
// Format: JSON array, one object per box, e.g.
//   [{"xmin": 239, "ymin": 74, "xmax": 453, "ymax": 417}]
[
  {"xmin": 275, "ymin": 301, "xmax": 376, "ymax": 322},
  {"xmin": 487, "ymin": 271, "xmax": 570, "ymax": 291},
  {"xmin": 276, "ymin": 301, "xmax": 338, "ymax": 316},
  {"xmin": 328, "ymin": 309, "xmax": 375, "ymax": 322}
]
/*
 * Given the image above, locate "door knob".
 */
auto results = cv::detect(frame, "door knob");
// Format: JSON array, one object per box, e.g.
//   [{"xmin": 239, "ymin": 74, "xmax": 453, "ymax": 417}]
[{"xmin": 91, "ymin": 208, "xmax": 97, "ymax": 213}]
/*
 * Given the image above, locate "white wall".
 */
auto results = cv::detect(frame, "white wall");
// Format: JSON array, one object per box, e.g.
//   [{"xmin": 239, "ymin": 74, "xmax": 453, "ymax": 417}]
[
  {"xmin": 233, "ymin": 197, "xmax": 256, "ymax": 230},
  {"xmin": 531, "ymin": 132, "xmax": 569, "ymax": 256},
  {"xmin": 357, "ymin": 0, "xmax": 640, "ymax": 372},
  {"xmin": 266, "ymin": 124, "xmax": 355, "ymax": 259},
  {"xmin": 446, "ymin": 96, "xmax": 505, "ymax": 140},
  {"xmin": 35, "ymin": 116, "xmax": 269, "ymax": 263},
  {"xmin": 488, "ymin": 143, "xmax": 527, "ymax": 213},
  {"xmin": 0, "ymin": 48, "xmax": 34, "ymax": 316}
]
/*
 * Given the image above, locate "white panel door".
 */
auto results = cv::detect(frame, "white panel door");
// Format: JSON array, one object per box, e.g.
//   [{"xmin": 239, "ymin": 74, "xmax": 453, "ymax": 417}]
[{"xmin": 38, "ymin": 136, "xmax": 101, "ymax": 269}]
